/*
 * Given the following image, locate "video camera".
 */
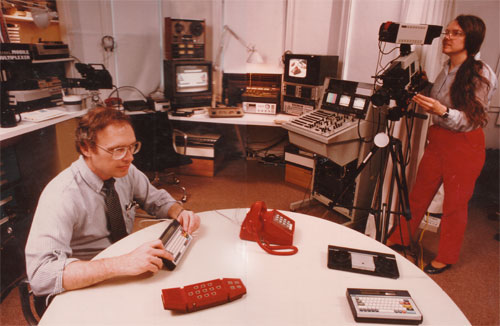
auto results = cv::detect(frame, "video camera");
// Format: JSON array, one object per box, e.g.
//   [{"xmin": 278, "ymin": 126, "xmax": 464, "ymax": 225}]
[
  {"xmin": 63, "ymin": 63, "xmax": 113, "ymax": 90},
  {"xmin": 371, "ymin": 22, "xmax": 442, "ymax": 111}
]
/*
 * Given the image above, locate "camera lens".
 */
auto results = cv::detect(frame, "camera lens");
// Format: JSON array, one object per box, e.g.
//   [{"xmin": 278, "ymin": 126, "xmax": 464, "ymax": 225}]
[{"xmin": 371, "ymin": 89, "xmax": 390, "ymax": 107}]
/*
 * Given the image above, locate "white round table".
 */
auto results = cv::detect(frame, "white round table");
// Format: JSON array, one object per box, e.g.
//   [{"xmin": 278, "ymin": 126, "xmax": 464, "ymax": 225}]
[{"xmin": 39, "ymin": 209, "xmax": 470, "ymax": 325}]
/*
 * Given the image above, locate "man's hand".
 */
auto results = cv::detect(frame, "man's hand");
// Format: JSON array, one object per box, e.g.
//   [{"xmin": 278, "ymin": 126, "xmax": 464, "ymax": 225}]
[
  {"xmin": 117, "ymin": 240, "xmax": 173, "ymax": 275},
  {"xmin": 63, "ymin": 240, "xmax": 173, "ymax": 291},
  {"xmin": 176, "ymin": 210, "xmax": 201, "ymax": 234}
]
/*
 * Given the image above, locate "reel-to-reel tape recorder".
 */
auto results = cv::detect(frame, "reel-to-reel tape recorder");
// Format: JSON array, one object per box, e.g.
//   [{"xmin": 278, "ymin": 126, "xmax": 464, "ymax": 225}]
[{"xmin": 164, "ymin": 18, "xmax": 206, "ymax": 60}]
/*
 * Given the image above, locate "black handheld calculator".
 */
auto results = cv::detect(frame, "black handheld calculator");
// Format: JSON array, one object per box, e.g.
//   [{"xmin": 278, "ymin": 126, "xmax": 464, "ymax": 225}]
[{"xmin": 159, "ymin": 219, "xmax": 192, "ymax": 270}]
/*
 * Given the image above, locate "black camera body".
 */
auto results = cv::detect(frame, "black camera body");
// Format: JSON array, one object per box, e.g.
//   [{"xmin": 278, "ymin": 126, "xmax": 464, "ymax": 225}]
[
  {"xmin": 371, "ymin": 22, "xmax": 442, "ymax": 112},
  {"xmin": 372, "ymin": 63, "xmax": 430, "ymax": 121},
  {"xmin": 371, "ymin": 52, "xmax": 429, "ymax": 109},
  {"xmin": 63, "ymin": 63, "xmax": 113, "ymax": 90}
]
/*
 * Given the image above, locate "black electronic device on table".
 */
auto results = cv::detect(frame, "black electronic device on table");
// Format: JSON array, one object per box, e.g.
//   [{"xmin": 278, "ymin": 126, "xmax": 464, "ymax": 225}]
[
  {"xmin": 123, "ymin": 100, "xmax": 149, "ymax": 111},
  {"xmin": 171, "ymin": 110, "xmax": 194, "ymax": 117},
  {"xmin": 159, "ymin": 220, "xmax": 192, "ymax": 270},
  {"xmin": 327, "ymin": 245, "xmax": 399, "ymax": 279},
  {"xmin": 346, "ymin": 288, "xmax": 423, "ymax": 324}
]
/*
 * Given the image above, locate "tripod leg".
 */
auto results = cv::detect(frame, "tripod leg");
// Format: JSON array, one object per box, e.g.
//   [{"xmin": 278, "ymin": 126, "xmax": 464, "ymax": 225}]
[
  {"xmin": 372, "ymin": 144, "xmax": 391, "ymax": 242},
  {"xmin": 394, "ymin": 141, "xmax": 412, "ymax": 222},
  {"xmin": 389, "ymin": 140, "xmax": 418, "ymax": 264},
  {"xmin": 379, "ymin": 203, "xmax": 388, "ymax": 242}
]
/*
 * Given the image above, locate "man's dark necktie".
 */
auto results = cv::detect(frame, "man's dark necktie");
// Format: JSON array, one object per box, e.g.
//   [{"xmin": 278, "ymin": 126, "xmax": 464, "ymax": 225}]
[{"xmin": 102, "ymin": 178, "xmax": 128, "ymax": 243}]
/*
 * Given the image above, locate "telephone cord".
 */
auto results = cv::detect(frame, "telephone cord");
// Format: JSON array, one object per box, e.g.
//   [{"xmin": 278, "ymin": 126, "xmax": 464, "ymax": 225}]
[
  {"xmin": 257, "ymin": 236, "xmax": 298, "ymax": 256},
  {"xmin": 418, "ymin": 213, "xmax": 430, "ymax": 270}
]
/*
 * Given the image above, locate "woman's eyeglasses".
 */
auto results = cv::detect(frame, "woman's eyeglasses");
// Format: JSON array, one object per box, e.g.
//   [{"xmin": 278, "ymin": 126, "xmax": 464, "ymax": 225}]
[
  {"xmin": 95, "ymin": 141, "xmax": 142, "ymax": 160},
  {"xmin": 442, "ymin": 30, "xmax": 464, "ymax": 39}
]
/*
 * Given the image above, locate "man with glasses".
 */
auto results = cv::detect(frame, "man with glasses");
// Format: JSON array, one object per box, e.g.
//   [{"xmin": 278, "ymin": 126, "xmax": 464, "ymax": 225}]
[{"xmin": 25, "ymin": 107, "xmax": 200, "ymax": 302}]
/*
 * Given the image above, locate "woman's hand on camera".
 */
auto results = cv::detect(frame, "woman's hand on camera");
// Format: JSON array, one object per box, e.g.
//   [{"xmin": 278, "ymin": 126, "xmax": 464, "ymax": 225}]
[{"xmin": 412, "ymin": 94, "xmax": 447, "ymax": 116}]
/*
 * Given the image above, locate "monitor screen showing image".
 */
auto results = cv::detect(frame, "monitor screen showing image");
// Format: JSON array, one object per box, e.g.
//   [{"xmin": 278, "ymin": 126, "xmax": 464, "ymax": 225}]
[
  {"xmin": 288, "ymin": 58, "xmax": 307, "ymax": 78},
  {"xmin": 339, "ymin": 95, "xmax": 351, "ymax": 107},
  {"xmin": 326, "ymin": 92, "xmax": 337, "ymax": 104},
  {"xmin": 176, "ymin": 65, "xmax": 209, "ymax": 93},
  {"xmin": 352, "ymin": 97, "xmax": 366, "ymax": 110}
]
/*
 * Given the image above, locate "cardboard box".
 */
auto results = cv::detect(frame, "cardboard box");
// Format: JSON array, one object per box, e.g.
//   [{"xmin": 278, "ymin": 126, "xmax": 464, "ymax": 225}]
[{"xmin": 284, "ymin": 151, "xmax": 314, "ymax": 189}]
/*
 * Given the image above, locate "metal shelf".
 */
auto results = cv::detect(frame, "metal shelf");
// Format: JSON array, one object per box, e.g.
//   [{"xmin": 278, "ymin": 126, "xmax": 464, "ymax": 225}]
[
  {"xmin": 4, "ymin": 14, "xmax": 59, "ymax": 24},
  {"xmin": 32, "ymin": 57, "xmax": 73, "ymax": 64}
]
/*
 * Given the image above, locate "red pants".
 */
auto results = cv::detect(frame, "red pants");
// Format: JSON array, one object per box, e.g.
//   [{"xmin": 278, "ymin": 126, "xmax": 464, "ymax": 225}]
[{"xmin": 389, "ymin": 125, "xmax": 485, "ymax": 264}]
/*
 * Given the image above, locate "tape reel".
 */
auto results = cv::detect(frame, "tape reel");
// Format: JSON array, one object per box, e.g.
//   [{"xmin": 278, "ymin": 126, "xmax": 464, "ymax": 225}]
[
  {"xmin": 169, "ymin": 19, "xmax": 205, "ymax": 41},
  {"xmin": 165, "ymin": 18, "xmax": 206, "ymax": 60}
]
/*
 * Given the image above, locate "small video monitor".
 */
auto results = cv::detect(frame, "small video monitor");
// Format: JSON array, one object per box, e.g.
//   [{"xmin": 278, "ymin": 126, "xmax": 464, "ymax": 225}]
[
  {"xmin": 352, "ymin": 97, "xmax": 366, "ymax": 110},
  {"xmin": 339, "ymin": 95, "xmax": 351, "ymax": 107},
  {"xmin": 284, "ymin": 54, "xmax": 339, "ymax": 85},
  {"xmin": 326, "ymin": 92, "xmax": 337, "ymax": 104},
  {"xmin": 164, "ymin": 60, "xmax": 213, "ymax": 109}
]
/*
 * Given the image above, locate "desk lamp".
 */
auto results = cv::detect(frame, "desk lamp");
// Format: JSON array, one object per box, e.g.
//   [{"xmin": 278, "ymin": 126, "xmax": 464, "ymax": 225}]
[
  {"xmin": 214, "ymin": 25, "xmax": 264, "ymax": 70},
  {"xmin": 213, "ymin": 25, "xmax": 264, "ymax": 105}
]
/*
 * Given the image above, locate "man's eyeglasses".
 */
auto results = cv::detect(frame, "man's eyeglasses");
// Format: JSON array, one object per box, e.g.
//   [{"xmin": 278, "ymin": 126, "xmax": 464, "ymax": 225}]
[
  {"xmin": 442, "ymin": 30, "xmax": 465, "ymax": 38},
  {"xmin": 95, "ymin": 141, "xmax": 142, "ymax": 160}
]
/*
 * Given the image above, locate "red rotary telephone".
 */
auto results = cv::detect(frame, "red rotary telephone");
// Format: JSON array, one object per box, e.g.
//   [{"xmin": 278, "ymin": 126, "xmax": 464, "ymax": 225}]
[{"xmin": 239, "ymin": 201, "xmax": 298, "ymax": 256}]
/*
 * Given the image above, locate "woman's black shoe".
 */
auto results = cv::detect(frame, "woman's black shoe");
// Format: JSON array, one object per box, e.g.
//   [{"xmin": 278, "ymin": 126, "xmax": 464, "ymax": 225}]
[{"xmin": 424, "ymin": 262, "xmax": 451, "ymax": 274}]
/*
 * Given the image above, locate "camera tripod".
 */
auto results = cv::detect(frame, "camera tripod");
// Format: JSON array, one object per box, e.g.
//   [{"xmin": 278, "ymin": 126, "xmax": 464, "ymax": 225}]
[{"xmin": 328, "ymin": 108, "xmax": 427, "ymax": 263}]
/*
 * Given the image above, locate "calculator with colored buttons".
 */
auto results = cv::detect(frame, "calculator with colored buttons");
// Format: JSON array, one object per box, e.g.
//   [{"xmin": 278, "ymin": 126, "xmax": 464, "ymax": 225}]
[
  {"xmin": 346, "ymin": 288, "xmax": 423, "ymax": 324},
  {"xmin": 161, "ymin": 278, "xmax": 246, "ymax": 312}
]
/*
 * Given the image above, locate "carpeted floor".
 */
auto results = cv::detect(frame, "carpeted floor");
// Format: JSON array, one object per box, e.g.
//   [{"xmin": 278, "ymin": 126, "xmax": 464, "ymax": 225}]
[{"xmin": 1, "ymin": 158, "xmax": 498, "ymax": 325}]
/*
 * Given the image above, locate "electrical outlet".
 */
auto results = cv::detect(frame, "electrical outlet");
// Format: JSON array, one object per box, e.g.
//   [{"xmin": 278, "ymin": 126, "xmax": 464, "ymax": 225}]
[{"xmin": 419, "ymin": 215, "xmax": 441, "ymax": 233}]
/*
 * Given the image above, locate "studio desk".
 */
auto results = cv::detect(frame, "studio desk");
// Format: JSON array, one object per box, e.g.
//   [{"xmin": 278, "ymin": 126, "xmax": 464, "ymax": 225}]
[
  {"xmin": 39, "ymin": 209, "xmax": 470, "ymax": 325},
  {"xmin": 168, "ymin": 111, "xmax": 294, "ymax": 155}
]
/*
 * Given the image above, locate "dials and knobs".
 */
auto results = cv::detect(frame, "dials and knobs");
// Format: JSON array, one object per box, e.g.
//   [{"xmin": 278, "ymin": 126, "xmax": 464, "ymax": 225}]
[
  {"xmin": 174, "ymin": 22, "xmax": 184, "ymax": 34},
  {"xmin": 298, "ymin": 112, "xmax": 356, "ymax": 136},
  {"xmin": 190, "ymin": 21, "xmax": 204, "ymax": 36}
]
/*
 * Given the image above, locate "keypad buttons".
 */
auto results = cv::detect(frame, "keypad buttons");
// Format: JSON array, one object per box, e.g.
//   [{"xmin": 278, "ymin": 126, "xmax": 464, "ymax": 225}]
[{"xmin": 162, "ymin": 278, "xmax": 247, "ymax": 313}]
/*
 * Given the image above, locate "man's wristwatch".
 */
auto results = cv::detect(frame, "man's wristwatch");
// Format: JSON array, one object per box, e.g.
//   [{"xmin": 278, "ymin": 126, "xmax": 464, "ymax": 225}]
[{"xmin": 441, "ymin": 107, "xmax": 450, "ymax": 119}]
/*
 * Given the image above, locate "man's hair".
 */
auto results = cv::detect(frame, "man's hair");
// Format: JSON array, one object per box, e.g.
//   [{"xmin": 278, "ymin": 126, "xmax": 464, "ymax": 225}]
[{"xmin": 75, "ymin": 107, "xmax": 132, "ymax": 155}]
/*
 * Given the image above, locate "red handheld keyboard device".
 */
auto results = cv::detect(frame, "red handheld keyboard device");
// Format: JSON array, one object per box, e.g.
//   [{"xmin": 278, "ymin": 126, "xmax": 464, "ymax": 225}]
[{"xmin": 161, "ymin": 278, "xmax": 246, "ymax": 313}]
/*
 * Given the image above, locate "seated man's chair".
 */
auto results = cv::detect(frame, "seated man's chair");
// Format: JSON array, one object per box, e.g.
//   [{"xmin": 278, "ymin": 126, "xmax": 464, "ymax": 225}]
[
  {"xmin": 18, "ymin": 278, "xmax": 48, "ymax": 325},
  {"xmin": 131, "ymin": 111, "xmax": 192, "ymax": 202}
]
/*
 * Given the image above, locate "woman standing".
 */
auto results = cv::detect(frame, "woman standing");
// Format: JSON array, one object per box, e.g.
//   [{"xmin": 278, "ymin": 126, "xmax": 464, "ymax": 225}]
[{"xmin": 388, "ymin": 15, "xmax": 498, "ymax": 274}]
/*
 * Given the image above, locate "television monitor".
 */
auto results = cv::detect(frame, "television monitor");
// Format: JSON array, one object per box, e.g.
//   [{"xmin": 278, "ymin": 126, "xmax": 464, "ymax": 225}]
[
  {"xmin": 283, "ymin": 54, "xmax": 338, "ymax": 86},
  {"xmin": 164, "ymin": 60, "xmax": 212, "ymax": 109},
  {"xmin": 320, "ymin": 78, "xmax": 372, "ymax": 119}
]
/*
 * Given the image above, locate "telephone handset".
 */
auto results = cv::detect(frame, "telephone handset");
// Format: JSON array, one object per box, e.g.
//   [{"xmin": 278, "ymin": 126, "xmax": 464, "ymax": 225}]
[{"xmin": 240, "ymin": 201, "xmax": 298, "ymax": 256}]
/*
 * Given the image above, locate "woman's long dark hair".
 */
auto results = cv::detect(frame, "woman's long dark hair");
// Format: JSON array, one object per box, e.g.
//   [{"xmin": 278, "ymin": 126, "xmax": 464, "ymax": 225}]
[{"xmin": 450, "ymin": 15, "xmax": 490, "ymax": 128}]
